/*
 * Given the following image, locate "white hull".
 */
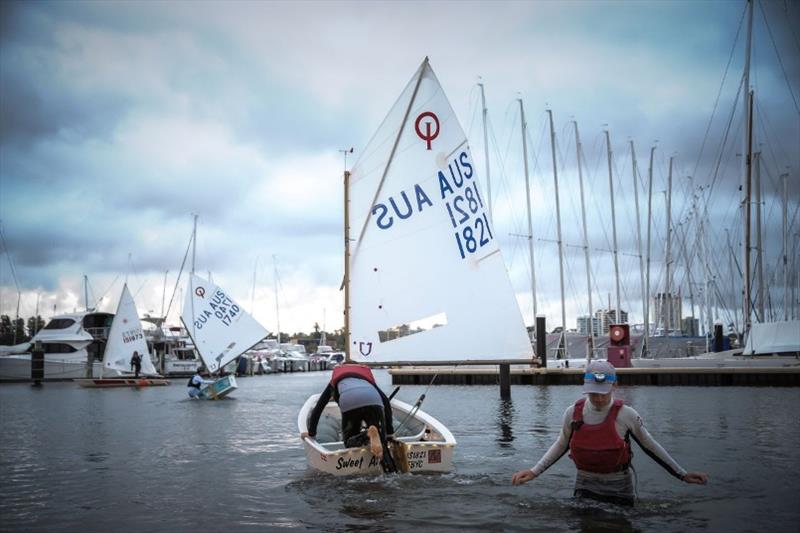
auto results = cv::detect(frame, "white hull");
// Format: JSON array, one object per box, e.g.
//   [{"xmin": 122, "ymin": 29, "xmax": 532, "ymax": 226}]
[
  {"xmin": 0, "ymin": 354, "xmax": 104, "ymax": 380},
  {"xmin": 298, "ymin": 394, "xmax": 456, "ymax": 476}
]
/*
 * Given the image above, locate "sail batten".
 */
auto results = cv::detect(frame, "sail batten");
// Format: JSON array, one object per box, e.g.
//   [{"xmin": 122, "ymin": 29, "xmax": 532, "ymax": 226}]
[{"xmin": 348, "ymin": 59, "xmax": 533, "ymax": 364}]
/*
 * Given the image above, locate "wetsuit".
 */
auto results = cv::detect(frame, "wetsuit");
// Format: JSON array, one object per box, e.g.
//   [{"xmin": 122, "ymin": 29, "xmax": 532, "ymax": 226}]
[
  {"xmin": 306, "ymin": 368, "xmax": 396, "ymax": 472},
  {"xmin": 529, "ymin": 395, "xmax": 688, "ymax": 505}
]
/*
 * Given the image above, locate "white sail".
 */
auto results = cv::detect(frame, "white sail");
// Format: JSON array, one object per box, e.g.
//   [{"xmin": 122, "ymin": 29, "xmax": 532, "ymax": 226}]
[
  {"xmin": 181, "ymin": 274, "xmax": 268, "ymax": 373},
  {"xmin": 104, "ymin": 284, "xmax": 159, "ymax": 376},
  {"xmin": 348, "ymin": 58, "xmax": 533, "ymax": 363}
]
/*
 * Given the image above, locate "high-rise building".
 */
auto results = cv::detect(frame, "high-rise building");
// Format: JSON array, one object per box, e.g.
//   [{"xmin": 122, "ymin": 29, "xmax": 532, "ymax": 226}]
[
  {"xmin": 593, "ymin": 309, "xmax": 628, "ymax": 334},
  {"xmin": 577, "ymin": 316, "xmax": 602, "ymax": 336},
  {"xmin": 653, "ymin": 292, "xmax": 682, "ymax": 335}
]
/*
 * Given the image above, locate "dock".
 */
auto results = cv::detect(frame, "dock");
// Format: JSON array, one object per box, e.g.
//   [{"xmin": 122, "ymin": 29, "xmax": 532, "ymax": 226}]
[{"xmin": 389, "ymin": 366, "xmax": 800, "ymax": 387}]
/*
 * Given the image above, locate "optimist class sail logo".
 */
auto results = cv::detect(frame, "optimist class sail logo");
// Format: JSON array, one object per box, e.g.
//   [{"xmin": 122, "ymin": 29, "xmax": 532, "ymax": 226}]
[
  {"xmin": 415, "ymin": 112, "xmax": 439, "ymax": 150},
  {"xmin": 195, "ymin": 286, "xmax": 206, "ymax": 298}
]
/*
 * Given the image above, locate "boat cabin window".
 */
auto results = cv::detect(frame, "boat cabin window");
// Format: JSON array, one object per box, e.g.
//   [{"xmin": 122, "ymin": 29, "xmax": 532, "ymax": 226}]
[
  {"xmin": 41, "ymin": 343, "xmax": 78, "ymax": 353},
  {"xmin": 44, "ymin": 318, "xmax": 76, "ymax": 330}
]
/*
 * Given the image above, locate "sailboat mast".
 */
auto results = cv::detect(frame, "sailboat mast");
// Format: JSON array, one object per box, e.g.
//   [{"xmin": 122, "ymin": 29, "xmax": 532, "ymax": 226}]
[
  {"xmin": 742, "ymin": 0, "xmax": 754, "ymax": 336},
  {"xmin": 518, "ymin": 99, "xmax": 538, "ymax": 325},
  {"xmin": 574, "ymin": 121, "xmax": 594, "ymax": 359},
  {"xmin": 644, "ymin": 146, "xmax": 655, "ymax": 353},
  {"xmin": 548, "ymin": 110, "xmax": 567, "ymax": 355},
  {"xmin": 754, "ymin": 152, "xmax": 764, "ymax": 322},
  {"xmin": 84, "ymin": 274, "xmax": 89, "ymax": 311},
  {"xmin": 344, "ymin": 171, "xmax": 352, "ymax": 362},
  {"xmin": 744, "ymin": 90, "xmax": 754, "ymax": 334},
  {"xmin": 782, "ymin": 173, "xmax": 789, "ymax": 320},
  {"xmin": 630, "ymin": 141, "xmax": 646, "ymax": 354},
  {"xmin": 273, "ymin": 255, "xmax": 281, "ymax": 346},
  {"xmin": 190, "ymin": 215, "xmax": 198, "ymax": 275},
  {"xmin": 479, "ymin": 82, "xmax": 493, "ymax": 224},
  {"xmin": 605, "ymin": 130, "xmax": 622, "ymax": 324},
  {"xmin": 665, "ymin": 157, "xmax": 674, "ymax": 334}
]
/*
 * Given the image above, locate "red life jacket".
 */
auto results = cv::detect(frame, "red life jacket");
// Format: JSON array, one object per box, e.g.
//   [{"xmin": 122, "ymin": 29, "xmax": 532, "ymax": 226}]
[
  {"xmin": 568, "ymin": 398, "xmax": 632, "ymax": 473},
  {"xmin": 330, "ymin": 364, "xmax": 376, "ymax": 386}
]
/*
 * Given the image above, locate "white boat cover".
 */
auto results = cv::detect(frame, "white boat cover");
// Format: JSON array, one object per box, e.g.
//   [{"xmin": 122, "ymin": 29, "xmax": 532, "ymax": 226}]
[{"xmin": 743, "ymin": 320, "xmax": 800, "ymax": 355}]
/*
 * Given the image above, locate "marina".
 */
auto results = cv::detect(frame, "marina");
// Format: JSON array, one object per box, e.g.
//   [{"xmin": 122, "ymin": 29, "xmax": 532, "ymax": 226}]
[
  {"xmin": 1, "ymin": 1, "xmax": 799, "ymax": 531},
  {"xmin": 1, "ymin": 370, "xmax": 798, "ymax": 532}
]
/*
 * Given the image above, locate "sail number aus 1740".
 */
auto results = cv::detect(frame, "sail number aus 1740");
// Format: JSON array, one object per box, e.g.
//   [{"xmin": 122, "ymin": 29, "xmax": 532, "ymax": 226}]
[{"xmin": 444, "ymin": 182, "xmax": 494, "ymax": 259}]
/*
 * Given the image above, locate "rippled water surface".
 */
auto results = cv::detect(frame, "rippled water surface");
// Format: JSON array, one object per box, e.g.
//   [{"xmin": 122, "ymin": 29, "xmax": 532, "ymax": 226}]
[{"xmin": 1, "ymin": 371, "xmax": 798, "ymax": 532}]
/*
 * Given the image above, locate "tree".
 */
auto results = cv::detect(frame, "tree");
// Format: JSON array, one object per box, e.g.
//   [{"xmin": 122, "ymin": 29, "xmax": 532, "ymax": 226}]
[
  {"xmin": 27, "ymin": 315, "xmax": 45, "ymax": 337},
  {"xmin": 0, "ymin": 315, "xmax": 12, "ymax": 345},
  {"xmin": 13, "ymin": 317, "xmax": 27, "ymax": 344}
]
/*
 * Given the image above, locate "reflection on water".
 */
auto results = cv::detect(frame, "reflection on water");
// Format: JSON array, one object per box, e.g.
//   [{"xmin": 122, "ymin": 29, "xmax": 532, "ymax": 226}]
[
  {"xmin": 1, "ymin": 373, "xmax": 799, "ymax": 532},
  {"xmin": 496, "ymin": 398, "xmax": 514, "ymax": 446}
]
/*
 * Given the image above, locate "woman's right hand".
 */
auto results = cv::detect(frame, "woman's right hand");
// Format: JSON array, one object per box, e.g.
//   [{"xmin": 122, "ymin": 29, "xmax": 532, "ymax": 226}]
[{"xmin": 512, "ymin": 469, "xmax": 537, "ymax": 486}]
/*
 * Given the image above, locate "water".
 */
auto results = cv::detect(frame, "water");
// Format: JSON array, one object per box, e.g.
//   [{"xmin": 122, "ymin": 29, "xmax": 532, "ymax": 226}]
[{"xmin": 1, "ymin": 371, "xmax": 798, "ymax": 532}]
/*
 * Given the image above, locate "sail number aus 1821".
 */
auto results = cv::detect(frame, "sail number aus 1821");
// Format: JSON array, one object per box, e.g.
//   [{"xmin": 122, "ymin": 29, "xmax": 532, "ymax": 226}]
[{"xmin": 444, "ymin": 182, "xmax": 494, "ymax": 259}]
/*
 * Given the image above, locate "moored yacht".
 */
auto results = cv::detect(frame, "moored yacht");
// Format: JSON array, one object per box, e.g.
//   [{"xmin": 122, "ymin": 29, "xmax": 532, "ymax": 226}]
[{"xmin": 0, "ymin": 311, "xmax": 112, "ymax": 381}]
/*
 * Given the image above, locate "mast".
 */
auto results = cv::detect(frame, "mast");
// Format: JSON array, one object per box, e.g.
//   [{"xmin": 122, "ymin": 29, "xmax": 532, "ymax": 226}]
[
  {"xmin": 548, "ymin": 110, "xmax": 566, "ymax": 357},
  {"xmin": 782, "ymin": 173, "xmax": 789, "ymax": 320},
  {"xmin": 574, "ymin": 121, "xmax": 594, "ymax": 359},
  {"xmin": 754, "ymin": 152, "xmax": 764, "ymax": 322},
  {"xmin": 84, "ymin": 274, "xmax": 89, "ymax": 311},
  {"xmin": 273, "ymin": 255, "xmax": 281, "ymax": 346},
  {"xmin": 630, "ymin": 141, "xmax": 646, "ymax": 354},
  {"xmin": 665, "ymin": 157, "xmax": 674, "ymax": 334},
  {"xmin": 744, "ymin": 90, "xmax": 754, "ymax": 334},
  {"xmin": 478, "ymin": 82, "xmax": 493, "ymax": 224},
  {"xmin": 742, "ymin": 0, "xmax": 754, "ymax": 336},
  {"xmin": 344, "ymin": 171, "xmax": 352, "ymax": 362},
  {"xmin": 644, "ymin": 146, "xmax": 655, "ymax": 353},
  {"xmin": 605, "ymin": 130, "xmax": 622, "ymax": 324},
  {"xmin": 190, "ymin": 215, "xmax": 197, "ymax": 275},
  {"xmin": 251, "ymin": 258, "xmax": 258, "ymax": 314},
  {"xmin": 518, "ymin": 100, "xmax": 538, "ymax": 327}
]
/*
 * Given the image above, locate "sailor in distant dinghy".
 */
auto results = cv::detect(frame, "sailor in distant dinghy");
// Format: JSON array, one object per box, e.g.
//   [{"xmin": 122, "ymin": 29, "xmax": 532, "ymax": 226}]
[
  {"xmin": 187, "ymin": 366, "xmax": 214, "ymax": 399},
  {"xmin": 512, "ymin": 360, "xmax": 708, "ymax": 505}
]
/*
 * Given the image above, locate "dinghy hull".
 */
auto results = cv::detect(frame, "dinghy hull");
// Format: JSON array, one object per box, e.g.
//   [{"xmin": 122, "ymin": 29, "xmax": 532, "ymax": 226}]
[
  {"xmin": 298, "ymin": 394, "xmax": 455, "ymax": 476},
  {"xmin": 200, "ymin": 375, "xmax": 237, "ymax": 400}
]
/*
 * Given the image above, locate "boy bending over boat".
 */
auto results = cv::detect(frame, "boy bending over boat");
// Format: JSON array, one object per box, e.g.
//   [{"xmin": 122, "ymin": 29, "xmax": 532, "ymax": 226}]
[{"xmin": 302, "ymin": 362, "xmax": 397, "ymax": 473}]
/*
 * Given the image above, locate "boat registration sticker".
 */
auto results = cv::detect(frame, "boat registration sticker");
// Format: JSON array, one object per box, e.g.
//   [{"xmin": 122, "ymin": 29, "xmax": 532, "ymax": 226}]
[{"xmin": 428, "ymin": 449, "xmax": 441, "ymax": 464}]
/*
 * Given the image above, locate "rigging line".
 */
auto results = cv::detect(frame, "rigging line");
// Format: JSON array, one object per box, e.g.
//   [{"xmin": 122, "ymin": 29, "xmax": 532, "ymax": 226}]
[
  {"xmin": 95, "ymin": 275, "xmax": 120, "ymax": 310},
  {"xmin": 707, "ymin": 77, "xmax": 745, "ymax": 197},
  {"xmin": 693, "ymin": 1, "xmax": 747, "ymax": 181},
  {"xmin": 0, "ymin": 223, "xmax": 21, "ymax": 295},
  {"xmin": 759, "ymin": 0, "xmax": 800, "ymax": 116},
  {"xmin": 164, "ymin": 230, "xmax": 194, "ymax": 323}
]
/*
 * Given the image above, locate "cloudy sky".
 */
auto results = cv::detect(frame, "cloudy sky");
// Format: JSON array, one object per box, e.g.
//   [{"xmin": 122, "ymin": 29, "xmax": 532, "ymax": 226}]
[{"xmin": 1, "ymin": 0, "xmax": 798, "ymax": 337}]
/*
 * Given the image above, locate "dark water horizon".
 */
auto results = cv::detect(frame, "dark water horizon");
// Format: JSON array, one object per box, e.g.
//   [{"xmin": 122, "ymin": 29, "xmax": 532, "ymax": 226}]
[{"xmin": 1, "ymin": 371, "xmax": 798, "ymax": 532}]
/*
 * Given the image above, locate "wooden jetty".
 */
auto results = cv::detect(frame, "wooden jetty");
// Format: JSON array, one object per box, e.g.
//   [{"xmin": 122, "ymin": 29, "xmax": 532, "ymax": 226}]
[{"xmin": 389, "ymin": 366, "xmax": 800, "ymax": 387}]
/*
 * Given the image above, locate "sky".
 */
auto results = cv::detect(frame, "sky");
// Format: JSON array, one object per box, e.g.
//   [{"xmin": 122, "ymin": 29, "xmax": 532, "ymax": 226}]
[{"xmin": 1, "ymin": 0, "xmax": 798, "ymax": 337}]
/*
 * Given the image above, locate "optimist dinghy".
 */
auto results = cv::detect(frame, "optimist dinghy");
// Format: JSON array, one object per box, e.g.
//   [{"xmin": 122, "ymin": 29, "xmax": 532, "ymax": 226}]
[
  {"xmin": 298, "ymin": 393, "xmax": 455, "ymax": 476},
  {"xmin": 297, "ymin": 57, "xmax": 532, "ymax": 475}
]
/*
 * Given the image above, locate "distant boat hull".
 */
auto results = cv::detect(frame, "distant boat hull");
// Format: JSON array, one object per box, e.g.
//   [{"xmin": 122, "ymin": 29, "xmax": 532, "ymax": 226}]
[
  {"xmin": 76, "ymin": 377, "xmax": 170, "ymax": 388},
  {"xmin": 200, "ymin": 375, "xmax": 237, "ymax": 400},
  {"xmin": 298, "ymin": 394, "xmax": 456, "ymax": 476},
  {"xmin": 0, "ymin": 355, "xmax": 103, "ymax": 381}
]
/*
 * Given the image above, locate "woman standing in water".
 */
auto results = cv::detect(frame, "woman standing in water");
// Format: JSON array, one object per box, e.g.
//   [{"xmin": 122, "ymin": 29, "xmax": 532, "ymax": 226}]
[{"xmin": 511, "ymin": 360, "xmax": 708, "ymax": 505}]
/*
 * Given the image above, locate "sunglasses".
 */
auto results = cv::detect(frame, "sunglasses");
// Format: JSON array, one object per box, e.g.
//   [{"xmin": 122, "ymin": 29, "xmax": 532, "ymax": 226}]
[{"xmin": 584, "ymin": 372, "xmax": 616, "ymax": 384}]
